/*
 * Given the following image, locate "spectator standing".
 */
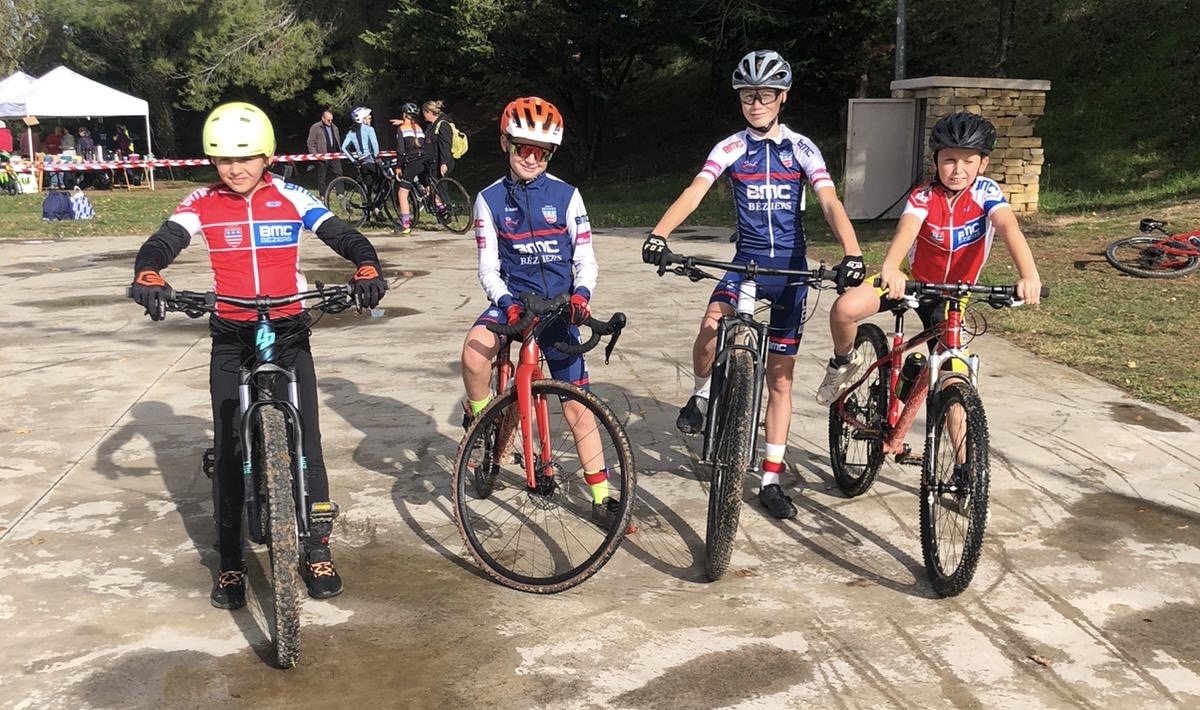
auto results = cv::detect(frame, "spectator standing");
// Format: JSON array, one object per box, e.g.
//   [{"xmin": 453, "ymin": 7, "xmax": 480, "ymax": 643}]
[
  {"xmin": 422, "ymin": 100, "xmax": 455, "ymax": 178},
  {"xmin": 306, "ymin": 110, "xmax": 343, "ymax": 196},
  {"xmin": 61, "ymin": 127, "xmax": 76, "ymax": 152},
  {"xmin": 44, "ymin": 127, "xmax": 65, "ymax": 187},
  {"xmin": 0, "ymin": 121, "xmax": 12, "ymax": 155},
  {"xmin": 113, "ymin": 124, "xmax": 134, "ymax": 158},
  {"xmin": 78, "ymin": 128, "xmax": 96, "ymax": 160}
]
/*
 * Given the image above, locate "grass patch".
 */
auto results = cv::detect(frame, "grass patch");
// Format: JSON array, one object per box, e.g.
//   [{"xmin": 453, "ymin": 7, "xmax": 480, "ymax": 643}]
[{"xmin": 0, "ymin": 183, "xmax": 199, "ymax": 239}]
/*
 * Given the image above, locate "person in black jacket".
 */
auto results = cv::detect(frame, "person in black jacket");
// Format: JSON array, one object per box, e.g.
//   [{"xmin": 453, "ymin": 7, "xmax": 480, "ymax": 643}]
[{"xmin": 422, "ymin": 100, "xmax": 455, "ymax": 179}]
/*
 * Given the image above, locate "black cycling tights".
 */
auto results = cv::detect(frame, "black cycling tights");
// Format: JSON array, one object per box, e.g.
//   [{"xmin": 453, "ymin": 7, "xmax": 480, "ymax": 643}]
[{"xmin": 208, "ymin": 317, "xmax": 328, "ymax": 569}]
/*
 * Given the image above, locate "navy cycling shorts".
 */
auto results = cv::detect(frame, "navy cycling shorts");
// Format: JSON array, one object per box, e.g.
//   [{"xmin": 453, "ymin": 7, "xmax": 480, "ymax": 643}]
[{"xmin": 708, "ymin": 253, "xmax": 810, "ymax": 356}]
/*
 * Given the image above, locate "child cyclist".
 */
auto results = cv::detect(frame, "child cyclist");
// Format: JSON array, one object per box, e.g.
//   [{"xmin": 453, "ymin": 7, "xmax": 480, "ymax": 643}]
[
  {"xmin": 128, "ymin": 102, "xmax": 388, "ymax": 609},
  {"xmin": 641, "ymin": 49, "xmax": 866, "ymax": 520},
  {"xmin": 459, "ymin": 96, "xmax": 620, "ymax": 529},
  {"xmin": 815, "ymin": 111, "xmax": 1042, "ymax": 406}
]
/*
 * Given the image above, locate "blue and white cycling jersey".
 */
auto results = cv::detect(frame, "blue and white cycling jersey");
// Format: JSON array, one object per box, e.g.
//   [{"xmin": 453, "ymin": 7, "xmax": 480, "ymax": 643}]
[
  {"xmin": 697, "ymin": 125, "xmax": 835, "ymax": 259},
  {"xmin": 341, "ymin": 124, "xmax": 379, "ymax": 160},
  {"xmin": 473, "ymin": 171, "xmax": 597, "ymax": 306}
]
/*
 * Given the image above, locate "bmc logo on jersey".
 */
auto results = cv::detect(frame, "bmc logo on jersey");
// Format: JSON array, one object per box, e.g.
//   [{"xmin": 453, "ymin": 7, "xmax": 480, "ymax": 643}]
[
  {"xmin": 746, "ymin": 184, "xmax": 792, "ymax": 201},
  {"xmin": 722, "ymin": 139, "xmax": 745, "ymax": 154},
  {"xmin": 254, "ymin": 222, "xmax": 300, "ymax": 247},
  {"xmin": 513, "ymin": 239, "xmax": 561, "ymax": 255},
  {"xmin": 949, "ymin": 217, "xmax": 986, "ymax": 248}
]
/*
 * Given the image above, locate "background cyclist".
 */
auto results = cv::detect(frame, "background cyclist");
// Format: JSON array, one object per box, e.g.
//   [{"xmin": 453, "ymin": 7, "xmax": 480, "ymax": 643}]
[
  {"xmin": 391, "ymin": 101, "xmax": 432, "ymax": 235},
  {"xmin": 641, "ymin": 49, "xmax": 865, "ymax": 521},
  {"xmin": 341, "ymin": 106, "xmax": 382, "ymax": 191}
]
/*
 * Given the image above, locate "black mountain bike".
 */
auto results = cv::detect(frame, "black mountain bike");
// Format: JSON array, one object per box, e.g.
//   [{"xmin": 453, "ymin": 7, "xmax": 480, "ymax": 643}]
[
  {"xmin": 324, "ymin": 157, "xmax": 402, "ymax": 228},
  {"xmin": 403, "ymin": 169, "xmax": 472, "ymax": 234},
  {"xmin": 132, "ymin": 283, "xmax": 353, "ymax": 668},
  {"xmin": 657, "ymin": 251, "xmax": 838, "ymax": 581}
]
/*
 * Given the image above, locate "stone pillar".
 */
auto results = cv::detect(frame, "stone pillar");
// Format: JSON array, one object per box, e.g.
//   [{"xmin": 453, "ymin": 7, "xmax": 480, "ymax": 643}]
[{"xmin": 891, "ymin": 76, "xmax": 1050, "ymax": 213}]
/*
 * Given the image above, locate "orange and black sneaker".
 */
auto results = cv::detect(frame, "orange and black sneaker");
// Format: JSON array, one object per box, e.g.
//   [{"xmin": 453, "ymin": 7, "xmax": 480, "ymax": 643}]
[
  {"xmin": 304, "ymin": 547, "xmax": 343, "ymax": 599},
  {"xmin": 210, "ymin": 567, "xmax": 246, "ymax": 609}
]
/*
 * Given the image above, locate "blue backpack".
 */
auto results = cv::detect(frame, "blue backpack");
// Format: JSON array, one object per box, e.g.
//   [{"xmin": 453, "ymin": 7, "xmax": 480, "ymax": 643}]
[{"xmin": 41, "ymin": 190, "xmax": 74, "ymax": 221}]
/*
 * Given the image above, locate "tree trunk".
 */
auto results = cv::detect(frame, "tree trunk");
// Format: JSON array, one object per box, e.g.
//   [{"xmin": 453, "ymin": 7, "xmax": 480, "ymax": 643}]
[{"xmin": 994, "ymin": 0, "xmax": 1016, "ymax": 77}]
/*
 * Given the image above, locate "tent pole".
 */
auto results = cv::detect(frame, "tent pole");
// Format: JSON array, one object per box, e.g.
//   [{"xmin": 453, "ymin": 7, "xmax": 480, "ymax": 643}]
[{"xmin": 144, "ymin": 114, "xmax": 154, "ymax": 190}]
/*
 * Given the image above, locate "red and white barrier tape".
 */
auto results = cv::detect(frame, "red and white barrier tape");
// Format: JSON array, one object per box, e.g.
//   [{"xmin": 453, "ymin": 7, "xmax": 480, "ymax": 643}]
[{"xmin": 10, "ymin": 151, "xmax": 399, "ymax": 173}]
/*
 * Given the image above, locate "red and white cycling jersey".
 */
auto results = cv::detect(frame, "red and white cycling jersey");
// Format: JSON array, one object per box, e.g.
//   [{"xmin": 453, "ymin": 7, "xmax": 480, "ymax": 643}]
[
  {"xmin": 903, "ymin": 177, "xmax": 1009, "ymax": 284},
  {"xmin": 168, "ymin": 173, "xmax": 332, "ymax": 320}
]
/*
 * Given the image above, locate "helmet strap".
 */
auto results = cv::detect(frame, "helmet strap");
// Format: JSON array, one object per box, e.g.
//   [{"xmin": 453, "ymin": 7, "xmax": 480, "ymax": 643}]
[{"xmin": 748, "ymin": 117, "xmax": 778, "ymax": 134}]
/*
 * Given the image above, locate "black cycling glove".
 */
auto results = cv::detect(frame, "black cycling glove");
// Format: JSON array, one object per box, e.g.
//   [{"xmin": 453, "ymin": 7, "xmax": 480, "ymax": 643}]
[
  {"xmin": 642, "ymin": 233, "xmax": 670, "ymax": 266},
  {"xmin": 130, "ymin": 270, "xmax": 170, "ymax": 321},
  {"xmin": 349, "ymin": 264, "xmax": 388, "ymax": 310},
  {"xmin": 836, "ymin": 254, "xmax": 866, "ymax": 293}
]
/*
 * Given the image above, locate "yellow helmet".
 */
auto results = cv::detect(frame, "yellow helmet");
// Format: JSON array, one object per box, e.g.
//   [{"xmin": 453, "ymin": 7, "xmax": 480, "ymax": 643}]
[{"xmin": 202, "ymin": 102, "xmax": 276, "ymax": 157}]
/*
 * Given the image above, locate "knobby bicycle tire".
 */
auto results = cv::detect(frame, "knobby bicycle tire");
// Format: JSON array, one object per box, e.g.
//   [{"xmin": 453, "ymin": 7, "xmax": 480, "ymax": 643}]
[
  {"xmin": 919, "ymin": 380, "xmax": 990, "ymax": 597},
  {"xmin": 433, "ymin": 178, "xmax": 472, "ymax": 233},
  {"xmin": 452, "ymin": 380, "xmax": 636, "ymax": 593},
  {"xmin": 705, "ymin": 325, "xmax": 756, "ymax": 582},
  {"xmin": 829, "ymin": 323, "xmax": 889, "ymax": 497},
  {"xmin": 324, "ymin": 177, "xmax": 368, "ymax": 228},
  {"xmin": 259, "ymin": 406, "xmax": 303, "ymax": 668},
  {"xmin": 379, "ymin": 182, "xmax": 402, "ymax": 227},
  {"xmin": 1105, "ymin": 235, "xmax": 1200, "ymax": 278}
]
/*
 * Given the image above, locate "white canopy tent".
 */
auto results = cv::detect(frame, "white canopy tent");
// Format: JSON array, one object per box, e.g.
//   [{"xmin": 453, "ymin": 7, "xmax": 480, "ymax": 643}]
[
  {"xmin": 0, "ymin": 71, "xmax": 35, "ymax": 107},
  {"xmin": 0, "ymin": 66, "xmax": 152, "ymax": 159}
]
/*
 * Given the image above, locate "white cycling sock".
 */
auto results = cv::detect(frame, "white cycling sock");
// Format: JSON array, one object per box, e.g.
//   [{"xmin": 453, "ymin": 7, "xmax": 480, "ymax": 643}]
[{"xmin": 693, "ymin": 375, "xmax": 711, "ymax": 399}]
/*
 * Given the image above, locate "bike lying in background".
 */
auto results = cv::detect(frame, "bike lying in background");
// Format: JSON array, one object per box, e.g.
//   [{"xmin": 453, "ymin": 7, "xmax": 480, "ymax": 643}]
[
  {"xmin": 829, "ymin": 280, "xmax": 1048, "ymax": 597},
  {"xmin": 1105, "ymin": 218, "xmax": 1200, "ymax": 278}
]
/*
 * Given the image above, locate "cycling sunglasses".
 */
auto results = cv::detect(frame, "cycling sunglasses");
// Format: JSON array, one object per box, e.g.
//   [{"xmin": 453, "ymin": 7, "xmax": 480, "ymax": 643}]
[
  {"xmin": 507, "ymin": 140, "xmax": 555, "ymax": 162},
  {"xmin": 738, "ymin": 88, "xmax": 781, "ymax": 106}
]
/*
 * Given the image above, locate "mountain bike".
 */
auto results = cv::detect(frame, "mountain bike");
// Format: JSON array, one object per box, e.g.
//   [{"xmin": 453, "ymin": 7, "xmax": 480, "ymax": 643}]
[
  {"xmin": 402, "ymin": 169, "xmax": 472, "ymax": 234},
  {"xmin": 657, "ymin": 251, "xmax": 839, "ymax": 581},
  {"xmin": 828, "ymin": 280, "xmax": 1048, "ymax": 597},
  {"xmin": 129, "ymin": 283, "xmax": 353, "ymax": 667},
  {"xmin": 452, "ymin": 293, "xmax": 635, "ymax": 593},
  {"xmin": 324, "ymin": 157, "xmax": 401, "ymax": 228},
  {"xmin": 1104, "ymin": 218, "xmax": 1200, "ymax": 278}
]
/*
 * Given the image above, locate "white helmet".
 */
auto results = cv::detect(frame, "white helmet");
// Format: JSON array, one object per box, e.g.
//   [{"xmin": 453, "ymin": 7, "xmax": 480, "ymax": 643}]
[
  {"xmin": 351, "ymin": 106, "xmax": 372, "ymax": 124},
  {"xmin": 731, "ymin": 50, "xmax": 793, "ymax": 90}
]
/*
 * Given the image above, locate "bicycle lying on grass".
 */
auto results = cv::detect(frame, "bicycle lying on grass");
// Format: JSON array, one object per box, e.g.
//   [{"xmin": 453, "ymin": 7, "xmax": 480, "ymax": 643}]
[
  {"xmin": 829, "ymin": 280, "xmax": 1048, "ymax": 597},
  {"xmin": 452, "ymin": 293, "xmax": 634, "ymax": 593},
  {"xmin": 657, "ymin": 250, "xmax": 840, "ymax": 581},
  {"xmin": 132, "ymin": 283, "xmax": 353, "ymax": 668},
  {"xmin": 1105, "ymin": 218, "xmax": 1200, "ymax": 278}
]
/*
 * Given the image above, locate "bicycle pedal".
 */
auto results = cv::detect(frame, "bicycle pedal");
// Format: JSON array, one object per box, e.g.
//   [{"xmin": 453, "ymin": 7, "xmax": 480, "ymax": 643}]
[
  {"xmin": 894, "ymin": 445, "xmax": 924, "ymax": 467},
  {"xmin": 309, "ymin": 501, "xmax": 339, "ymax": 524}
]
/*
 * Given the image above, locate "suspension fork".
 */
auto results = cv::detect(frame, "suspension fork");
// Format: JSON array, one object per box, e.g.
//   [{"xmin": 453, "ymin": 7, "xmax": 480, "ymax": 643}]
[{"xmin": 700, "ymin": 314, "xmax": 767, "ymax": 467}]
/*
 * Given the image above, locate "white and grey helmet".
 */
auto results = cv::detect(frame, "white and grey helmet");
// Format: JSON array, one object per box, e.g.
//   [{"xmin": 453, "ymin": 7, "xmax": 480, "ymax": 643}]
[{"xmin": 731, "ymin": 50, "xmax": 793, "ymax": 90}]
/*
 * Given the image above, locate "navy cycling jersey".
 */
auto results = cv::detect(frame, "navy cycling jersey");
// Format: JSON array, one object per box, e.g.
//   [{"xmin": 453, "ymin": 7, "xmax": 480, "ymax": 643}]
[
  {"xmin": 697, "ymin": 125, "xmax": 835, "ymax": 259},
  {"xmin": 473, "ymin": 171, "xmax": 597, "ymax": 305}
]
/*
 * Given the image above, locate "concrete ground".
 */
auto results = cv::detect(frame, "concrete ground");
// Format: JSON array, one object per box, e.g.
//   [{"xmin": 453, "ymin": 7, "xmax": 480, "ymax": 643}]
[{"xmin": 1, "ymin": 226, "xmax": 1197, "ymax": 710}]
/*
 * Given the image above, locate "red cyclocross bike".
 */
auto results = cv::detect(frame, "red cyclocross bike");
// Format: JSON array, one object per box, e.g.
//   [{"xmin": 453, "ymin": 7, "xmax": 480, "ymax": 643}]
[
  {"xmin": 452, "ymin": 293, "xmax": 635, "ymax": 593},
  {"xmin": 1104, "ymin": 217, "xmax": 1200, "ymax": 278},
  {"xmin": 829, "ymin": 280, "xmax": 1048, "ymax": 597}
]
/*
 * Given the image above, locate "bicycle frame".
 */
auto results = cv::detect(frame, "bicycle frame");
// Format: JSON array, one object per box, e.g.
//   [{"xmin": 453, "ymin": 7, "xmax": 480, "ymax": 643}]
[
  {"xmin": 701, "ymin": 278, "xmax": 769, "ymax": 468},
  {"xmin": 838, "ymin": 296, "xmax": 980, "ymax": 456}
]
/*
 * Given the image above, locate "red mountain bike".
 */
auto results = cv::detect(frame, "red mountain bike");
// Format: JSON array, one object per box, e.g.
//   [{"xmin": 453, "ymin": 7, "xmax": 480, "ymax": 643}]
[
  {"xmin": 829, "ymin": 280, "xmax": 1048, "ymax": 597},
  {"xmin": 452, "ymin": 293, "xmax": 635, "ymax": 593},
  {"xmin": 1105, "ymin": 218, "xmax": 1200, "ymax": 278}
]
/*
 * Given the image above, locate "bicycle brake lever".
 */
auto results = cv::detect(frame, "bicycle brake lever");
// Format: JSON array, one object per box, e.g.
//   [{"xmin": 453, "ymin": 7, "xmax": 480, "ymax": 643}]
[{"xmin": 602, "ymin": 313, "xmax": 626, "ymax": 364}]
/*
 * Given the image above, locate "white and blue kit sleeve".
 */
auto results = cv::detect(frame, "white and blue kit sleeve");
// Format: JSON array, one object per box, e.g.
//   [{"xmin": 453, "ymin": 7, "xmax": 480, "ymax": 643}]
[
  {"xmin": 567, "ymin": 189, "xmax": 597, "ymax": 299},
  {"xmin": 474, "ymin": 193, "xmax": 511, "ymax": 306}
]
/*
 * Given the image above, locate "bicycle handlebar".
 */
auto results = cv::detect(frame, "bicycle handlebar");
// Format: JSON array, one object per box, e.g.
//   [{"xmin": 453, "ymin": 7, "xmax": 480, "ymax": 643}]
[
  {"xmin": 898, "ymin": 280, "xmax": 1050, "ymax": 307},
  {"xmin": 656, "ymin": 251, "xmax": 839, "ymax": 287},
  {"xmin": 484, "ymin": 292, "xmax": 627, "ymax": 363},
  {"xmin": 124, "ymin": 284, "xmax": 355, "ymax": 318}
]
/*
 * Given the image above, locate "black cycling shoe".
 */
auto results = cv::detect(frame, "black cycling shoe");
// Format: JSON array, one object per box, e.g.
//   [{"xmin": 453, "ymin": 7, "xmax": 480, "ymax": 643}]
[
  {"xmin": 676, "ymin": 395, "xmax": 708, "ymax": 435},
  {"xmin": 210, "ymin": 567, "xmax": 247, "ymax": 609},
  {"xmin": 590, "ymin": 497, "xmax": 622, "ymax": 532},
  {"xmin": 758, "ymin": 484, "xmax": 798, "ymax": 520},
  {"xmin": 303, "ymin": 547, "xmax": 344, "ymax": 599},
  {"xmin": 461, "ymin": 400, "xmax": 474, "ymax": 432}
]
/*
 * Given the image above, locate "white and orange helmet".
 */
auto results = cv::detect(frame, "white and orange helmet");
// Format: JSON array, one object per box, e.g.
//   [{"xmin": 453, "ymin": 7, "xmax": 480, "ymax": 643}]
[{"xmin": 499, "ymin": 96, "xmax": 564, "ymax": 146}]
